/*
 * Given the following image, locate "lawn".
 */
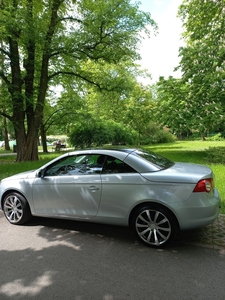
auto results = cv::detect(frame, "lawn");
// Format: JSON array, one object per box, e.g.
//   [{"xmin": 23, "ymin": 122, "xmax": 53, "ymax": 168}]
[{"xmin": 0, "ymin": 140, "xmax": 224, "ymax": 213}]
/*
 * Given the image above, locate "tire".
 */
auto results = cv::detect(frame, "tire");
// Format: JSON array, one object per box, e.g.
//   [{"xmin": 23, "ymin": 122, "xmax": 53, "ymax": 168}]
[
  {"xmin": 132, "ymin": 205, "xmax": 177, "ymax": 248},
  {"xmin": 3, "ymin": 192, "xmax": 32, "ymax": 225}
]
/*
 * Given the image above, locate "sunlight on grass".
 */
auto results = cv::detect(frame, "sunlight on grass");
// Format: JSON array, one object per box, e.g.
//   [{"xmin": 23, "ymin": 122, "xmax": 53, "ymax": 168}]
[{"xmin": 148, "ymin": 140, "xmax": 225, "ymax": 152}]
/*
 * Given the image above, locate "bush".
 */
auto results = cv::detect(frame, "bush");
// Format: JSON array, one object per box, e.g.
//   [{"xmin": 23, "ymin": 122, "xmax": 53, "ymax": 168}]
[
  {"xmin": 110, "ymin": 122, "xmax": 138, "ymax": 145},
  {"xmin": 69, "ymin": 124, "xmax": 108, "ymax": 148},
  {"xmin": 69, "ymin": 121, "xmax": 137, "ymax": 148},
  {"xmin": 206, "ymin": 133, "xmax": 224, "ymax": 141},
  {"xmin": 205, "ymin": 147, "xmax": 225, "ymax": 164},
  {"xmin": 140, "ymin": 123, "xmax": 177, "ymax": 144}
]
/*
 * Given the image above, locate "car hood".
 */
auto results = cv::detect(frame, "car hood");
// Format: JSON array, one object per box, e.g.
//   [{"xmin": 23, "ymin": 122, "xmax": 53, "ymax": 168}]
[
  {"xmin": 141, "ymin": 162, "xmax": 213, "ymax": 183},
  {"xmin": 1, "ymin": 170, "xmax": 37, "ymax": 181}
]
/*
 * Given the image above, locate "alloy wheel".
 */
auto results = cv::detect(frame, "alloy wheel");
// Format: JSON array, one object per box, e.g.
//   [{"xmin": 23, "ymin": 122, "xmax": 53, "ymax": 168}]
[
  {"xmin": 135, "ymin": 208, "xmax": 172, "ymax": 247},
  {"xmin": 4, "ymin": 194, "xmax": 24, "ymax": 224}
]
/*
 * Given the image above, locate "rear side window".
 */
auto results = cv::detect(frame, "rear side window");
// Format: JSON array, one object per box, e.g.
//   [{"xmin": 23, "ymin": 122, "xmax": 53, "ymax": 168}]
[
  {"xmin": 102, "ymin": 155, "xmax": 136, "ymax": 174},
  {"xmin": 132, "ymin": 149, "xmax": 174, "ymax": 170}
]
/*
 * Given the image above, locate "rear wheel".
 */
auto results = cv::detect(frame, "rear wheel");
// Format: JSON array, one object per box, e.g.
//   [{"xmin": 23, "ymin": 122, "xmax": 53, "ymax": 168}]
[
  {"xmin": 3, "ymin": 192, "xmax": 32, "ymax": 225},
  {"xmin": 132, "ymin": 205, "xmax": 177, "ymax": 248}
]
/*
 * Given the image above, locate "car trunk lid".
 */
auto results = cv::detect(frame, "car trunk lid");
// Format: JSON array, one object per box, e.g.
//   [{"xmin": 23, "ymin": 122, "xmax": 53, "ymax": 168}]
[{"xmin": 140, "ymin": 162, "xmax": 213, "ymax": 184}]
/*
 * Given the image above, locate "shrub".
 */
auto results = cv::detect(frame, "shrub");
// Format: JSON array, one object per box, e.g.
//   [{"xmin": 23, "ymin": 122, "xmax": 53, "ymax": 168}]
[
  {"xmin": 110, "ymin": 122, "xmax": 138, "ymax": 145},
  {"xmin": 140, "ymin": 123, "xmax": 177, "ymax": 144},
  {"xmin": 69, "ymin": 121, "xmax": 137, "ymax": 148},
  {"xmin": 206, "ymin": 133, "xmax": 224, "ymax": 141},
  {"xmin": 69, "ymin": 124, "xmax": 107, "ymax": 148},
  {"xmin": 205, "ymin": 147, "xmax": 225, "ymax": 164}
]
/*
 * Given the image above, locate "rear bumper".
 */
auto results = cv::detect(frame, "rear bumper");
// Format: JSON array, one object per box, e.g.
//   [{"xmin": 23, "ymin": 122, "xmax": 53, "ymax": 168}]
[{"xmin": 170, "ymin": 188, "xmax": 221, "ymax": 230}]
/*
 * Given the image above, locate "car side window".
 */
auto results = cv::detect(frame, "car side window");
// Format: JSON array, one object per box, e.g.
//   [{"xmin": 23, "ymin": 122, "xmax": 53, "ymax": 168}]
[
  {"xmin": 103, "ymin": 155, "xmax": 136, "ymax": 174},
  {"xmin": 45, "ymin": 154, "xmax": 105, "ymax": 176}
]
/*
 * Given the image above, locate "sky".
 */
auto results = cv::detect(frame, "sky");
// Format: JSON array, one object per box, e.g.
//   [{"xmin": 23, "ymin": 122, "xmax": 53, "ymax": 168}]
[{"xmin": 137, "ymin": 0, "xmax": 184, "ymax": 83}]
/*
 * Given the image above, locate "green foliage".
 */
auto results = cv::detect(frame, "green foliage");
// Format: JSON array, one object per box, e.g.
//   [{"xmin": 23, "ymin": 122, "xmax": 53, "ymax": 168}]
[
  {"xmin": 206, "ymin": 133, "xmax": 224, "ymax": 142},
  {"xmin": 156, "ymin": 77, "xmax": 194, "ymax": 136},
  {"xmin": 124, "ymin": 84, "xmax": 156, "ymax": 145},
  {"xmin": 205, "ymin": 147, "xmax": 225, "ymax": 164},
  {"xmin": 140, "ymin": 123, "xmax": 177, "ymax": 144},
  {"xmin": 0, "ymin": 0, "xmax": 156, "ymax": 161},
  {"xmin": 69, "ymin": 121, "xmax": 137, "ymax": 148},
  {"xmin": 155, "ymin": 74, "xmax": 224, "ymax": 139},
  {"xmin": 110, "ymin": 122, "xmax": 138, "ymax": 145},
  {"xmin": 176, "ymin": 0, "xmax": 225, "ymax": 135}
]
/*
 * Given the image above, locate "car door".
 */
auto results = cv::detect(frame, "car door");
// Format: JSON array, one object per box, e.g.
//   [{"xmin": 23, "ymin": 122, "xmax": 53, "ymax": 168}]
[
  {"xmin": 98, "ymin": 156, "xmax": 146, "ymax": 221},
  {"xmin": 32, "ymin": 154, "xmax": 103, "ymax": 218}
]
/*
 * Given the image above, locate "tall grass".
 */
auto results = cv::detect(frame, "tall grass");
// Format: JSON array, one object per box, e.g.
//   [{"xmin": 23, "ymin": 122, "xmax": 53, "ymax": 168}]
[{"xmin": 0, "ymin": 141, "xmax": 224, "ymax": 213}]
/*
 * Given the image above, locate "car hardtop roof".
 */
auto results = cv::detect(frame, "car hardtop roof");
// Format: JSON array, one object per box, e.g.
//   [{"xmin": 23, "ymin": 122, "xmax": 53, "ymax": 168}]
[
  {"xmin": 63, "ymin": 148, "xmax": 141, "ymax": 161},
  {"xmin": 68, "ymin": 148, "xmax": 137, "ymax": 155}
]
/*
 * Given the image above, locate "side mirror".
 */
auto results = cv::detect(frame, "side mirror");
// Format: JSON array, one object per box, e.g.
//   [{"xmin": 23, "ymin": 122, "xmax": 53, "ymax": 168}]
[{"xmin": 37, "ymin": 169, "xmax": 45, "ymax": 178}]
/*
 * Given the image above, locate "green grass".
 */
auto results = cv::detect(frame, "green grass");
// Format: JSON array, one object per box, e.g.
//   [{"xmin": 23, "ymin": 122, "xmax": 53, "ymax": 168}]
[
  {"xmin": 0, "ymin": 152, "xmax": 61, "ymax": 180},
  {"xmin": 0, "ymin": 140, "xmax": 224, "ymax": 213}
]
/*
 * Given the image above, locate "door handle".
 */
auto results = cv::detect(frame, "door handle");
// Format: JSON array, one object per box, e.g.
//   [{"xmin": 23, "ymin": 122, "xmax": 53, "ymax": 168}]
[{"xmin": 89, "ymin": 186, "xmax": 99, "ymax": 191}]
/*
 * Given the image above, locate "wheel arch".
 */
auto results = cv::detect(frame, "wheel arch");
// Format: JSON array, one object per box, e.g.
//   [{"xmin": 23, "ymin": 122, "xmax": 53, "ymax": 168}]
[
  {"xmin": 128, "ymin": 201, "xmax": 180, "ymax": 231},
  {"xmin": 1, "ymin": 189, "xmax": 31, "ymax": 210}
]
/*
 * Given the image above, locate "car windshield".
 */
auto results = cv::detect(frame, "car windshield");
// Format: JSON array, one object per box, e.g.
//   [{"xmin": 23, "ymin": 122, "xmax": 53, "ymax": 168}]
[{"xmin": 132, "ymin": 149, "xmax": 174, "ymax": 170}]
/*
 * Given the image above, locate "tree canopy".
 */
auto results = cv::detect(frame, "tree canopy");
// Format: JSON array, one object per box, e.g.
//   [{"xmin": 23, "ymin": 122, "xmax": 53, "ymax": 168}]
[
  {"xmin": 154, "ymin": 0, "xmax": 225, "ymax": 139},
  {"xmin": 176, "ymin": 0, "xmax": 225, "ymax": 135},
  {"xmin": 0, "ymin": 0, "xmax": 156, "ymax": 161}
]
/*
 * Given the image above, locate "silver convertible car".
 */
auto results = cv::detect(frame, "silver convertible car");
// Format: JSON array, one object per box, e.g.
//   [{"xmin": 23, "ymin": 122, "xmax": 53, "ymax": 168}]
[{"xmin": 0, "ymin": 148, "xmax": 221, "ymax": 247}]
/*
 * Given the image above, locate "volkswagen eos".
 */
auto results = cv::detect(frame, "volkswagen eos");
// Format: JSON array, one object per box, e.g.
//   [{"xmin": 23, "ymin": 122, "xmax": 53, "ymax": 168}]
[{"xmin": 0, "ymin": 149, "xmax": 220, "ymax": 247}]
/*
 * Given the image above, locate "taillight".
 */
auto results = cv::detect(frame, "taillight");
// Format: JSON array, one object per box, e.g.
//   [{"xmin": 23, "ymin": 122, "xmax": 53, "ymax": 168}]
[{"xmin": 193, "ymin": 178, "xmax": 214, "ymax": 193}]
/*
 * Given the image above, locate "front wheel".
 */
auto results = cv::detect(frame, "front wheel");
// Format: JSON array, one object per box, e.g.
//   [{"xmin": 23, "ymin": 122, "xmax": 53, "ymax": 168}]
[
  {"xmin": 3, "ymin": 192, "xmax": 32, "ymax": 225},
  {"xmin": 132, "ymin": 205, "xmax": 177, "ymax": 248}
]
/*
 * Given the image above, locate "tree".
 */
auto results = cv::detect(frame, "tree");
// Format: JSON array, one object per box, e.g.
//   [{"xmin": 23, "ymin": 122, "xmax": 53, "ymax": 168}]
[
  {"xmin": 84, "ymin": 60, "xmax": 150, "ymax": 123},
  {"xmin": 176, "ymin": 0, "xmax": 225, "ymax": 137},
  {"xmin": 40, "ymin": 84, "xmax": 86, "ymax": 152},
  {"xmin": 156, "ymin": 76, "xmax": 193, "ymax": 139},
  {"xmin": 0, "ymin": 0, "xmax": 156, "ymax": 161},
  {"xmin": 124, "ymin": 83, "xmax": 154, "ymax": 145}
]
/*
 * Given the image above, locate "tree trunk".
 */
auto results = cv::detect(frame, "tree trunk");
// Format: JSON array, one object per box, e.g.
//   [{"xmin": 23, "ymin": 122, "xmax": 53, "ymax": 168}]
[
  {"xmin": 138, "ymin": 131, "xmax": 140, "ymax": 146},
  {"xmin": 14, "ymin": 117, "xmax": 39, "ymax": 161},
  {"xmin": 40, "ymin": 123, "xmax": 48, "ymax": 153},
  {"xmin": 15, "ymin": 136, "xmax": 39, "ymax": 161},
  {"xmin": 3, "ymin": 117, "xmax": 10, "ymax": 150}
]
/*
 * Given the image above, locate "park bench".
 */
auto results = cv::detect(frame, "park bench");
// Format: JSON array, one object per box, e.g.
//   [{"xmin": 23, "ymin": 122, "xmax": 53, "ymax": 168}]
[{"xmin": 54, "ymin": 144, "xmax": 66, "ymax": 151}]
